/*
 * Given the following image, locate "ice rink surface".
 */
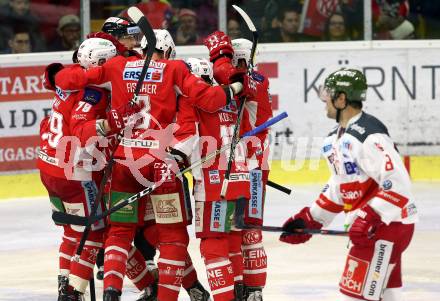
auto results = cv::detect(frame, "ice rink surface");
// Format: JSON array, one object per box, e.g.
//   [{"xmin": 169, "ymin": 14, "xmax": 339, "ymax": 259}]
[{"xmin": 0, "ymin": 183, "xmax": 439, "ymax": 301}]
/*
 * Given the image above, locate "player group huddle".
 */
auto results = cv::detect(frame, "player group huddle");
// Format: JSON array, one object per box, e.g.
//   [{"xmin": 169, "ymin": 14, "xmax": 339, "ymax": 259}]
[{"xmin": 37, "ymin": 6, "xmax": 418, "ymax": 301}]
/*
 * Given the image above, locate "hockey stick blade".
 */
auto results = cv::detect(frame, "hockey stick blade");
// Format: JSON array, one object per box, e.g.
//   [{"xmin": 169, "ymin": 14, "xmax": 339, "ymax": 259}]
[
  {"xmin": 266, "ymin": 180, "xmax": 292, "ymax": 195},
  {"xmin": 233, "ymin": 198, "xmax": 347, "ymax": 236},
  {"xmin": 52, "ymin": 211, "xmax": 89, "ymax": 226},
  {"xmin": 53, "ymin": 112, "xmax": 288, "ymax": 226},
  {"xmin": 232, "ymin": 5, "xmax": 259, "ymax": 70},
  {"xmin": 232, "ymin": 5, "xmax": 256, "ymax": 32}
]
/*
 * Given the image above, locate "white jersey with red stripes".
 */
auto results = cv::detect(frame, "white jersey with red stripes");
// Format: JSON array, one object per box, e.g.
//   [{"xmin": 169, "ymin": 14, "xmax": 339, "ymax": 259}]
[{"xmin": 310, "ymin": 111, "xmax": 418, "ymax": 227}]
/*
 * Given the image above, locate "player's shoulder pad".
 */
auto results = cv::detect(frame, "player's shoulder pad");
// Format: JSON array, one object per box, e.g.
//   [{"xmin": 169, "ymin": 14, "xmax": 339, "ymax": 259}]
[
  {"xmin": 251, "ymin": 70, "xmax": 265, "ymax": 83},
  {"xmin": 82, "ymin": 87, "xmax": 102, "ymax": 105},
  {"xmin": 183, "ymin": 61, "xmax": 192, "ymax": 72},
  {"xmin": 346, "ymin": 112, "xmax": 389, "ymax": 143},
  {"xmin": 172, "ymin": 59, "xmax": 188, "ymax": 69}
]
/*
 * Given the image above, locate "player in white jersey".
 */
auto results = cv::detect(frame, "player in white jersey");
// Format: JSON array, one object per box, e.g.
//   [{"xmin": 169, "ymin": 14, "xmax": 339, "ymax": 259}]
[{"xmin": 280, "ymin": 68, "xmax": 418, "ymax": 301}]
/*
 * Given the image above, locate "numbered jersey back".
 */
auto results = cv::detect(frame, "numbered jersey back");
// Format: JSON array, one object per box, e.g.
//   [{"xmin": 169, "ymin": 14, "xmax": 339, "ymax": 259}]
[{"xmin": 38, "ymin": 87, "xmax": 98, "ymax": 180}]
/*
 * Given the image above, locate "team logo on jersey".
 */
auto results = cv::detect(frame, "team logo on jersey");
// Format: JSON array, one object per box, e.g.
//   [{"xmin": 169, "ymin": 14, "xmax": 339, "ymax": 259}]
[
  {"xmin": 342, "ymin": 141, "xmax": 352, "ymax": 150},
  {"xmin": 211, "ymin": 201, "xmax": 225, "ymax": 231},
  {"xmin": 351, "ymin": 123, "xmax": 366, "ymax": 135},
  {"xmin": 210, "ymin": 201, "xmax": 233, "ymax": 232},
  {"xmin": 344, "ymin": 161, "xmax": 358, "ymax": 175},
  {"xmin": 83, "ymin": 87, "xmax": 102, "ymax": 105},
  {"xmin": 243, "ymin": 230, "xmax": 261, "ymax": 244},
  {"xmin": 323, "ymin": 144, "xmax": 332, "ymax": 153},
  {"xmin": 382, "ymin": 180, "xmax": 392, "ymax": 190},
  {"xmin": 123, "ymin": 66, "xmax": 164, "ymax": 82},
  {"xmin": 249, "ymin": 169, "xmax": 263, "ymax": 218},
  {"xmin": 222, "ymin": 99, "xmax": 238, "ymax": 113},
  {"xmin": 151, "ymin": 193, "xmax": 183, "ymax": 223},
  {"xmin": 55, "ymin": 86, "xmax": 70, "ymax": 101},
  {"xmin": 229, "ymin": 172, "xmax": 250, "ymax": 182},
  {"xmin": 209, "ymin": 170, "xmax": 221, "ymax": 184},
  {"xmin": 251, "ymin": 71, "xmax": 264, "ymax": 83}
]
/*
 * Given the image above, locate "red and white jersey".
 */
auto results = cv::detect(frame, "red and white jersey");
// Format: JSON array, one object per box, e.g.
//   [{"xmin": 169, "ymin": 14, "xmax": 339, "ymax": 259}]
[
  {"xmin": 310, "ymin": 112, "xmax": 418, "ymax": 227},
  {"xmin": 55, "ymin": 57, "xmax": 228, "ymax": 159},
  {"xmin": 174, "ymin": 97, "xmax": 250, "ymax": 202},
  {"xmin": 212, "ymin": 57, "xmax": 272, "ymax": 170},
  {"xmin": 38, "ymin": 71, "xmax": 111, "ymax": 180},
  {"xmin": 241, "ymin": 70, "xmax": 273, "ymax": 170}
]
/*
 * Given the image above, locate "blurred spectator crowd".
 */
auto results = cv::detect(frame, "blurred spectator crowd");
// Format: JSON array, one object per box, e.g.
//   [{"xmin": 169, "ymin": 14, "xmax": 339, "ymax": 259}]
[
  {"xmin": 0, "ymin": 0, "xmax": 81, "ymax": 54},
  {"xmin": 1, "ymin": 0, "xmax": 440, "ymax": 54}
]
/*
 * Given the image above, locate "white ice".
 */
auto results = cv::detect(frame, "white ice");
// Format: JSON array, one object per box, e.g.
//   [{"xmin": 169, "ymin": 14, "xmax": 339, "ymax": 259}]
[{"xmin": 0, "ymin": 183, "xmax": 439, "ymax": 301}]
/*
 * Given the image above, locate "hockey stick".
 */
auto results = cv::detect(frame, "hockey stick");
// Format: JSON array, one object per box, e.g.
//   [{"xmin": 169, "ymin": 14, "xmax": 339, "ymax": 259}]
[
  {"xmin": 232, "ymin": 5, "xmax": 258, "ymax": 71},
  {"xmin": 127, "ymin": 6, "xmax": 157, "ymax": 104},
  {"xmin": 231, "ymin": 5, "xmax": 292, "ymax": 197},
  {"xmin": 69, "ymin": 7, "xmax": 156, "ymax": 299},
  {"xmin": 233, "ymin": 198, "xmax": 348, "ymax": 236},
  {"xmin": 220, "ymin": 5, "xmax": 259, "ymax": 199},
  {"xmin": 266, "ymin": 180, "xmax": 292, "ymax": 195},
  {"xmin": 52, "ymin": 112, "xmax": 288, "ymax": 227}
]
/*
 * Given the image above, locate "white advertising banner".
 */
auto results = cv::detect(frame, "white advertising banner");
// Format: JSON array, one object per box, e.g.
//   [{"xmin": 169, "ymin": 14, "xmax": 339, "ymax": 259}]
[
  {"xmin": 255, "ymin": 42, "xmax": 440, "ymax": 159},
  {"xmin": 0, "ymin": 41, "xmax": 439, "ymax": 173}
]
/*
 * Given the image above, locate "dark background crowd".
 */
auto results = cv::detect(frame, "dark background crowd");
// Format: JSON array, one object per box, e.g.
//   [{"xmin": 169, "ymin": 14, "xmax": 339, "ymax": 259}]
[{"xmin": 1, "ymin": 0, "xmax": 440, "ymax": 54}]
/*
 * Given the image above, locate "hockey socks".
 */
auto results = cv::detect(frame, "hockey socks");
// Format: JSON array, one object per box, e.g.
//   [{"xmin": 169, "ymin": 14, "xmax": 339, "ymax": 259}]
[
  {"xmin": 103, "ymin": 225, "xmax": 136, "ymax": 292},
  {"xmin": 201, "ymin": 238, "xmax": 235, "ymax": 301},
  {"xmin": 156, "ymin": 244, "xmax": 187, "ymax": 301},
  {"xmin": 242, "ymin": 229, "xmax": 267, "ymax": 288},
  {"xmin": 69, "ymin": 239, "xmax": 103, "ymax": 293},
  {"xmin": 182, "ymin": 256, "xmax": 198, "ymax": 289},
  {"xmin": 229, "ymin": 231, "xmax": 244, "ymax": 284},
  {"xmin": 126, "ymin": 246, "xmax": 156, "ymax": 291},
  {"xmin": 59, "ymin": 232, "xmax": 77, "ymax": 276}
]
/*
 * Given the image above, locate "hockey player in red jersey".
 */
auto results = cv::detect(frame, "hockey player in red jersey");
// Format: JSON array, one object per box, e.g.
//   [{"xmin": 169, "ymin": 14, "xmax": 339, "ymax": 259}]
[
  {"xmin": 38, "ymin": 38, "xmax": 139, "ymax": 300},
  {"xmin": 172, "ymin": 57, "xmax": 258, "ymax": 301},
  {"xmin": 55, "ymin": 29, "xmax": 254, "ymax": 301},
  {"xmin": 280, "ymin": 69, "xmax": 418, "ymax": 301},
  {"xmin": 204, "ymin": 31, "xmax": 272, "ymax": 301},
  {"xmin": 100, "ymin": 16, "xmax": 143, "ymax": 52},
  {"xmin": 86, "ymin": 17, "xmax": 164, "ymax": 296}
]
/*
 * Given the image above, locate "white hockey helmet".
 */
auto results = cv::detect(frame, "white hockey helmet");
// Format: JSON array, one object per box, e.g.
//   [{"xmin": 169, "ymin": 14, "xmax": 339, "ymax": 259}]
[
  {"xmin": 77, "ymin": 38, "xmax": 117, "ymax": 69},
  {"xmin": 186, "ymin": 57, "xmax": 213, "ymax": 83},
  {"xmin": 141, "ymin": 29, "xmax": 176, "ymax": 59},
  {"xmin": 231, "ymin": 38, "xmax": 257, "ymax": 67}
]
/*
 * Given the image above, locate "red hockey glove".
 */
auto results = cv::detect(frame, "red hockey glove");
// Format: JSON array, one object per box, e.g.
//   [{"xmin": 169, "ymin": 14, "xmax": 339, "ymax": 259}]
[
  {"xmin": 87, "ymin": 31, "xmax": 128, "ymax": 55},
  {"xmin": 106, "ymin": 102, "xmax": 141, "ymax": 134},
  {"xmin": 240, "ymin": 74, "xmax": 258, "ymax": 99},
  {"xmin": 349, "ymin": 205, "xmax": 383, "ymax": 247},
  {"xmin": 43, "ymin": 63, "xmax": 64, "ymax": 91},
  {"xmin": 213, "ymin": 56, "xmax": 245, "ymax": 85},
  {"xmin": 204, "ymin": 31, "xmax": 234, "ymax": 62},
  {"xmin": 279, "ymin": 207, "xmax": 323, "ymax": 244}
]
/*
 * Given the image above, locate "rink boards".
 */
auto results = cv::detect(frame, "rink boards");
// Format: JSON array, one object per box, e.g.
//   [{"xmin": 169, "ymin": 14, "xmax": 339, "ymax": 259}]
[
  {"xmin": 1, "ymin": 41, "xmax": 440, "ymax": 199},
  {"xmin": 0, "ymin": 156, "xmax": 439, "ymax": 199}
]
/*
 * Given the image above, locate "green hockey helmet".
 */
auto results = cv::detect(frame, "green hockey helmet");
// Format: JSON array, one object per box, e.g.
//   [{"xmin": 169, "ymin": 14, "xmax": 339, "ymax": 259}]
[{"xmin": 320, "ymin": 68, "xmax": 367, "ymax": 102}]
